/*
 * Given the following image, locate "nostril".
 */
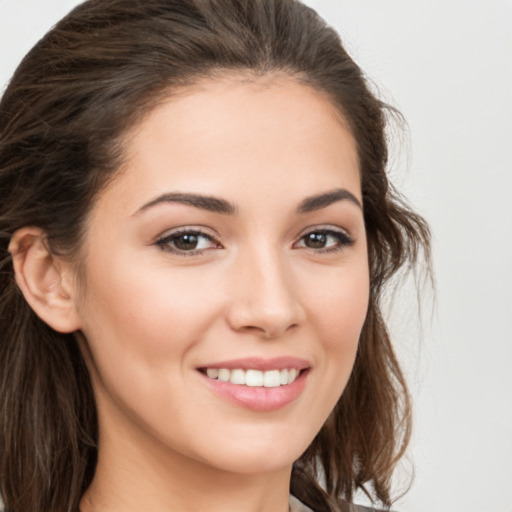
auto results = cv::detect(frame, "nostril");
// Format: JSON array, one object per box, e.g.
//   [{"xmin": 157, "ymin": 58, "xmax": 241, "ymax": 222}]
[{"xmin": 225, "ymin": 285, "xmax": 305, "ymax": 339}]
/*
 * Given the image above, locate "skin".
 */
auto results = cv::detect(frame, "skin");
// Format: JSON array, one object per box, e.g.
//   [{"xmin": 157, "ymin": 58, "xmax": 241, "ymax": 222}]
[{"xmin": 16, "ymin": 76, "xmax": 370, "ymax": 512}]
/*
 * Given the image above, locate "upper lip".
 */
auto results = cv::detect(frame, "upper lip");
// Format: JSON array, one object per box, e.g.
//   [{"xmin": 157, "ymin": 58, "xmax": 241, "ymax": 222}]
[{"xmin": 197, "ymin": 356, "xmax": 311, "ymax": 371}]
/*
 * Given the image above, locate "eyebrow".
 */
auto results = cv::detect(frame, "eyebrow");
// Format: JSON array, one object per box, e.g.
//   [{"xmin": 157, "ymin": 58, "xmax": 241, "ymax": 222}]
[
  {"xmin": 135, "ymin": 192, "xmax": 237, "ymax": 216},
  {"xmin": 297, "ymin": 188, "xmax": 362, "ymax": 213},
  {"xmin": 134, "ymin": 187, "xmax": 361, "ymax": 216}
]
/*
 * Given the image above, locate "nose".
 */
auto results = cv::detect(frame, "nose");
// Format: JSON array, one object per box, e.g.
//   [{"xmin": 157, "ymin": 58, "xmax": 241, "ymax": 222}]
[{"xmin": 226, "ymin": 248, "xmax": 305, "ymax": 339}]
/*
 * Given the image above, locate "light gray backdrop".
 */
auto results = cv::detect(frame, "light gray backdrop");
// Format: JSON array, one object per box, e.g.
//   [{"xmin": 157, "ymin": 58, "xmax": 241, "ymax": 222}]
[{"xmin": 1, "ymin": 1, "xmax": 511, "ymax": 511}]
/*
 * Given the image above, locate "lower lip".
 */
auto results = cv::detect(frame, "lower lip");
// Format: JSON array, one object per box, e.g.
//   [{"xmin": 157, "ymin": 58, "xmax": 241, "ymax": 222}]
[{"xmin": 198, "ymin": 370, "xmax": 309, "ymax": 412}]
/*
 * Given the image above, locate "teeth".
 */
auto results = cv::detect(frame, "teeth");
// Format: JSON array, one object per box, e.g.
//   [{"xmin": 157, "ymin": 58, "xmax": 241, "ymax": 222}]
[
  {"xmin": 218, "ymin": 368, "xmax": 230, "ymax": 382},
  {"xmin": 204, "ymin": 368, "xmax": 302, "ymax": 387},
  {"xmin": 230, "ymin": 369, "xmax": 246, "ymax": 385},
  {"xmin": 263, "ymin": 369, "xmax": 281, "ymax": 387},
  {"xmin": 246, "ymin": 369, "xmax": 264, "ymax": 387},
  {"xmin": 206, "ymin": 368, "xmax": 219, "ymax": 379}
]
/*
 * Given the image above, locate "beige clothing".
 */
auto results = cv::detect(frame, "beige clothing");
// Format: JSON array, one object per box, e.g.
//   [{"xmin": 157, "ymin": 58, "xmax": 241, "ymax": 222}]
[
  {"xmin": 290, "ymin": 494, "xmax": 385, "ymax": 512},
  {"xmin": 290, "ymin": 495, "xmax": 315, "ymax": 511}
]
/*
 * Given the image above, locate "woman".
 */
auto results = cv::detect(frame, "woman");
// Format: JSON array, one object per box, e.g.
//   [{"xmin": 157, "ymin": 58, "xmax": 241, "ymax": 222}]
[{"xmin": 0, "ymin": 1, "xmax": 430, "ymax": 511}]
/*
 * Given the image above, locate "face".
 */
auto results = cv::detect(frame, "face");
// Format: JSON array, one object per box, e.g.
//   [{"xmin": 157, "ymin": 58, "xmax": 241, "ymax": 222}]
[{"xmin": 74, "ymin": 76, "xmax": 369, "ymax": 478}]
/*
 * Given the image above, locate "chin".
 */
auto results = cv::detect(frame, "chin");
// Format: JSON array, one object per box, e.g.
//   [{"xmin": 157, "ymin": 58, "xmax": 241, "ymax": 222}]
[
  {"xmin": 202, "ymin": 449, "xmax": 299, "ymax": 476},
  {"xmin": 186, "ymin": 427, "xmax": 312, "ymax": 476}
]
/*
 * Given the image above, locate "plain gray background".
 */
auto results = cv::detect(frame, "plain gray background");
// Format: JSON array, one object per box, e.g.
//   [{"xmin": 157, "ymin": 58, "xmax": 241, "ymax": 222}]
[{"xmin": 1, "ymin": 1, "xmax": 511, "ymax": 511}]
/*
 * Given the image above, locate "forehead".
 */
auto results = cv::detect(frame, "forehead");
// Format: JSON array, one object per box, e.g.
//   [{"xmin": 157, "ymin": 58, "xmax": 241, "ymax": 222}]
[{"xmin": 102, "ymin": 75, "xmax": 361, "ymax": 214}]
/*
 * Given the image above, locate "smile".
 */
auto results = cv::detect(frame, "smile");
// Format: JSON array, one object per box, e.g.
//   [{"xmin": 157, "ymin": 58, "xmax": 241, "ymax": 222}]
[
  {"xmin": 197, "ymin": 357, "xmax": 311, "ymax": 411},
  {"xmin": 203, "ymin": 368, "xmax": 301, "ymax": 387}
]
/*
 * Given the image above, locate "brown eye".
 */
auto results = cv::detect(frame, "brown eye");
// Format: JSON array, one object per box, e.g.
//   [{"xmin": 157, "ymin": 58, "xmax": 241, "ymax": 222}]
[
  {"xmin": 173, "ymin": 233, "xmax": 200, "ymax": 251},
  {"xmin": 295, "ymin": 229, "xmax": 354, "ymax": 252},
  {"xmin": 156, "ymin": 230, "xmax": 220, "ymax": 254},
  {"xmin": 304, "ymin": 232, "xmax": 328, "ymax": 249}
]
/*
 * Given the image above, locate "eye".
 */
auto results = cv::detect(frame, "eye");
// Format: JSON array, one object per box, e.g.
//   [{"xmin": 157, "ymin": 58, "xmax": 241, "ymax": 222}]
[
  {"xmin": 155, "ymin": 229, "xmax": 221, "ymax": 255},
  {"xmin": 295, "ymin": 229, "xmax": 354, "ymax": 252}
]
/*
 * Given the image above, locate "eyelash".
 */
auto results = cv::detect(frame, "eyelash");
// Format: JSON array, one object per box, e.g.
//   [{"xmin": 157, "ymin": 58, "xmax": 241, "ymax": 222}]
[
  {"xmin": 155, "ymin": 229, "xmax": 221, "ymax": 256},
  {"xmin": 294, "ymin": 228, "xmax": 355, "ymax": 253},
  {"xmin": 155, "ymin": 227, "xmax": 354, "ymax": 256}
]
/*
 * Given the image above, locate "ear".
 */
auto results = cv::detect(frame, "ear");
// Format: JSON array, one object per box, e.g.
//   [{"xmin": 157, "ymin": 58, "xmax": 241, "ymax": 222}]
[{"xmin": 9, "ymin": 227, "xmax": 82, "ymax": 333}]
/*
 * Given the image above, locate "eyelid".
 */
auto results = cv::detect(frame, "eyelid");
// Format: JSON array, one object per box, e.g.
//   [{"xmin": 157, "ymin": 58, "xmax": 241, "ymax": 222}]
[
  {"xmin": 155, "ymin": 226, "xmax": 223, "ymax": 255},
  {"xmin": 153, "ymin": 224, "xmax": 354, "ymax": 256},
  {"xmin": 293, "ymin": 225, "xmax": 355, "ymax": 252},
  {"xmin": 296, "ymin": 224, "xmax": 353, "ymax": 240}
]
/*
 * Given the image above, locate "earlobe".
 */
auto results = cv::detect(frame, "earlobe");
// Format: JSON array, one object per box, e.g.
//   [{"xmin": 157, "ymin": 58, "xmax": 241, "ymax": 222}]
[{"xmin": 9, "ymin": 227, "xmax": 82, "ymax": 333}]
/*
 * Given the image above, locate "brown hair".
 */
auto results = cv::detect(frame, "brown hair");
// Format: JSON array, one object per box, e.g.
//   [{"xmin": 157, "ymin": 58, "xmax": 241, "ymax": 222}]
[{"xmin": 0, "ymin": 1, "xmax": 431, "ymax": 511}]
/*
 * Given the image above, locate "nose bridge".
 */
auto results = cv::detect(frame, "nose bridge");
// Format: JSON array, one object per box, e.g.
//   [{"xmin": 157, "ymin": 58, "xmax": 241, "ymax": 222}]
[{"xmin": 227, "ymin": 242, "xmax": 303, "ymax": 338}]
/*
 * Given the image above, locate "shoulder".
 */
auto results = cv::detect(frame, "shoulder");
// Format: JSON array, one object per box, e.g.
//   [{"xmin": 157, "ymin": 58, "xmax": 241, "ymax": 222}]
[
  {"xmin": 346, "ymin": 504, "xmax": 389, "ymax": 512},
  {"xmin": 290, "ymin": 494, "xmax": 391, "ymax": 512}
]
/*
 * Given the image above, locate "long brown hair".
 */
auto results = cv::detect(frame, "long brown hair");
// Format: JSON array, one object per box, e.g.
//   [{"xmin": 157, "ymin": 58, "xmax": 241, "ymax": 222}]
[{"xmin": 0, "ymin": 1, "xmax": 431, "ymax": 511}]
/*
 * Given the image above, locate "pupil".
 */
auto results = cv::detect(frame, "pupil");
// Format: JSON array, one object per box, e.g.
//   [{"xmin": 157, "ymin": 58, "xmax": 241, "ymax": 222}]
[
  {"xmin": 306, "ymin": 232, "xmax": 327, "ymax": 248},
  {"xmin": 174, "ymin": 234, "xmax": 198, "ymax": 250}
]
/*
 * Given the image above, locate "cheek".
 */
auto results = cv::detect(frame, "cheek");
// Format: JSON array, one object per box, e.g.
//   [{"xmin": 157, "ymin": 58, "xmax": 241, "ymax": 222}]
[
  {"xmin": 75, "ymin": 260, "xmax": 223, "ymax": 432},
  {"xmin": 306, "ymin": 259, "xmax": 369, "ymax": 340},
  {"xmin": 321, "ymin": 286, "xmax": 368, "ymax": 383},
  {"xmin": 303, "ymin": 257, "xmax": 369, "ymax": 390},
  {"xmin": 79, "ymin": 253, "xmax": 222, "ymax": 353}
]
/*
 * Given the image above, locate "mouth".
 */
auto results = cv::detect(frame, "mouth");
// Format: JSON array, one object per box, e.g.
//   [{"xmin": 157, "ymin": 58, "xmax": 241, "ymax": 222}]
[
  {"xmin": 198, "ymin": 367, "xmax": 307, "ymax": 388},
  {"xmin": 196, "ymin": 357, "xmax": 311, "ymax": 411}
]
